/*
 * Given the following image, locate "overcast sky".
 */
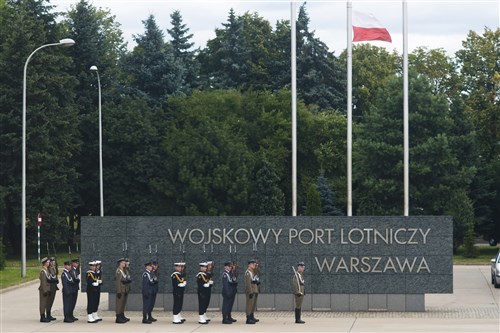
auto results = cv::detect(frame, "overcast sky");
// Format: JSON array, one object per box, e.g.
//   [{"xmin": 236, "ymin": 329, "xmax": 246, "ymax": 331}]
[{"xmin": 53, "ymin": 0, "xmax": 499, "ymax": 56}]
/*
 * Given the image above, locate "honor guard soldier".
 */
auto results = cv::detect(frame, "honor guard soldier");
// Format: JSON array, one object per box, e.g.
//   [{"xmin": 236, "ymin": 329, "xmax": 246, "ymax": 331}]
[
  {"xmin": 86, "ymin": 261, "xmax": 101, "ymax": 323},
  {"xmin": 292, "ymin": 262, "xmax": 306, "ymax": 324},
  {"xmin": 94, "ymin": 260, "xmax": 103, "ymax": 320},
  {"xmin": 196, "ymin": 262, "xmax": 212, "ymax": 324},
  {"xmin": 221, "ymin": 261, "xmax": 238, "ymax": 324},
  {"xmin": 115, "ymin": 258, "xmax": 132, "ymax": 323},
  {"xmin": 244, "ymin": 259, "xmax": 260, "ymax": 324},
  {"xmin": 171, "ymin": 262, "xmax": 186, "ymax": 324},
  {"xmin": 61, "ymin": 261, "xmax": 76, "ymax": 322},
  {"xmin": 142, "ymin": 262, "xmax": 157, "ymax": 324},
  {"xmin": 149, "ymin": 261, "xmax": 159, "ymax": 322},
  {"xmin": 38, "ymin": 257, "xmax": 52, "ymax": 322},
  {"xmin": 46, "ymin": 257, "xmax": 59, "ymax": 320},
  {"xmin": 70, "ymin": 259, "xmax": 80, "ymax": 321}
]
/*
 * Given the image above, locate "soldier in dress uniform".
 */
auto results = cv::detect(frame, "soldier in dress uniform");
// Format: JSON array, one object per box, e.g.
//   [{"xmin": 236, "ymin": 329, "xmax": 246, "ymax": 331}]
[
  {"xmin": 244, "ymin": 259, "xmax": 260, "ymax": 324},
  {"xmin": 46, "ymin": 257, "xmax": 59, "ymax": 320},
  {"xmin": 221, "ymin": 261, "xmax": 238, "ymax": 324},
  {"xmin": 115, "ymin": 258, "xmax": 131, "ymax": 323},
  {"xmin": 70, "ymin": 259, "xmax": 80, "ymax": 321},
  {"xmin": 196, "ymin": 262, "xmax": 212, "ymax": 324},
  {"xmin": 292, "ymin": 262, "xmax": 306, "ymax": 324},
  {"xmin": 142, "ymin": 262, "xmax": 157, "ymax": 324},
  {"xmin": 86, "ymin": 261, "xmax": 101, "ymax": 323},
  {"xmin": 149, "ymin": 261, "xmax": 159, "ymax": 322},
  {"xmin": 171, "ymin": 262, "xmax": 186, "ymax": 324},
  {"xmin": 38, "ymin": 257, "xmax": 52, "ymax": 322},
  {"xmin": 61, "ymin": 261, "xmax": 76, "ymax": 322},
  {"xmin": 93, "ymin": 260, "xmax": 103, "ymax": 321}
]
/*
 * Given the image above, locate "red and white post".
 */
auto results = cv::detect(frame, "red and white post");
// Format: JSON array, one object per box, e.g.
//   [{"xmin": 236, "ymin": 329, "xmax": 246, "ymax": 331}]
[{"xmin": 37, "ymin": 213, "xmax": 42, "ymax": 262}]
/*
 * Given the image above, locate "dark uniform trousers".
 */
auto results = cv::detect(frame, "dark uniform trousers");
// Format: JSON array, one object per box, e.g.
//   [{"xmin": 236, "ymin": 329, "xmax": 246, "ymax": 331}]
[
  {"xmin": 70, "ymin": 266, "xmax": 80, "ymax": 317},
  {"xmin": 222, "ymin": 270, "xmax": 237, "ymax": 317},
  {"xmin": 47, "ymin": 266, "xmax": 59, "ymax": 314},
  {"xmin": 171, "ymin": 272, "xmax": 185, "ymax": 315},
  {"xmin": 197, "ymin": 272, "xmax": 211, "ymax": 315},
  {"xmin": 61, "ymin": 269, "xmax": 75, "ymax": 319},
  {"xmin": 39, "ymin": 268, "xmax": 51, "ymax": 316},
  {"xmin": 86, "ymin": 270, "xmax": 100, "ymax": 314},
  {"xmin": 142, "ymin": 270, "xmax": 156, "ymax": 317}
]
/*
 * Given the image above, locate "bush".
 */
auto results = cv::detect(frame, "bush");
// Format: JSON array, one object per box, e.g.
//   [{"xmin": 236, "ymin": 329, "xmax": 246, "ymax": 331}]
[
  {"xmin": 0, "ymin": 238, "xmax": 6, "ymax": 270},
  {"xmin": 463, "ymin": 226, "xmax": 477, "ymax": 258}
]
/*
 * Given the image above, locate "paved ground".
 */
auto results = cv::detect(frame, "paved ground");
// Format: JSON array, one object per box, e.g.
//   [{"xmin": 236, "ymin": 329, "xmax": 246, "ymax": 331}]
[{"xmin": 0, "ymin": 265, "xmax": 498, "ymax": 333}]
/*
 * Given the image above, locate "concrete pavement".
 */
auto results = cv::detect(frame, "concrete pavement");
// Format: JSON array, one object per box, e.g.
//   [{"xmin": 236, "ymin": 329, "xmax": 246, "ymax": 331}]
[{"xmin": 0, "ymin": 265, "xmax": 498, "ymax": 333}]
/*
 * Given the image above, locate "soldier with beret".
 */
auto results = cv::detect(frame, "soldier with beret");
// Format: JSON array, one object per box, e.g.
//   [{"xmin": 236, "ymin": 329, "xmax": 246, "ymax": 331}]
[
  {"xmin": 292, "ymin": 262, "xmax": 306, "ymax": 324},
  {"xmin": 70, "ymin": 259, "xmax": 80, "ymax": 321},
  {"xmin": 196, "ymin": 262, "xmax": 212, "ymax": 324},
  {"xmin": 61, "ymin": 261, "xmax": 76, "ymax": 322},
  {"xmin": 142, "ymin": 262, "xmax": 156, "ymax": 324},
  {"xmin": 86, "ymin": 261, "xmax": 101, "ymax": 323},
  {"xmin": 46, "ymin": 257, "xmax": 59, "ymax": 321},
  {"xmin": 244, "ymin": 259, "xmax": 260, "ymax": 324},
  {"xmin": 221, "ymin": 261, "xmax": 238, "ymax": 324},
  {"xmin": 38, "ymin": 257, "xmax": 52, "ymax": 322},
  {"xmin": 115, "ymin": 258, "xmax": 131, "ymax": 323},
  {"xmin": 171, "ymin": 262, "xmax": 186, "ymax": 324}
]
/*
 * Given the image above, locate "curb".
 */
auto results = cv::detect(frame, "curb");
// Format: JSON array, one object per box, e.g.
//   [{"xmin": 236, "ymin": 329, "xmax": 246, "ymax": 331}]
[{"xmin": 0, "ymin": 279, "xmax": 38, "ymax": 294}]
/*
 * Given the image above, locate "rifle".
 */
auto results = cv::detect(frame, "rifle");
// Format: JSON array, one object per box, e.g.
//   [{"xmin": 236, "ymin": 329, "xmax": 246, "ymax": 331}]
[
  {"xmin": 230, "ymin": 244, "xmax": 239, "ymax": 277},
  {"xmin": 292, "ymin": 265, "xmax": 302, "ymax": 295},
  {"xmin": 181, "ymin": 243, "xmax": 186, "ymax": 275},
  {"xmin": 46, "ymin": 242, "xmax": 51, "ymax": 258},
  {"xmin": 253, "ymin": 242, "xmax": 260, "ymax": 275},
  {"xmin": 52, "ymin": 243, "xmax": 58, "ymax": 273},
  {"xmin": 155, "ymin": 244, "xmax": 158, "ymax": 265}
]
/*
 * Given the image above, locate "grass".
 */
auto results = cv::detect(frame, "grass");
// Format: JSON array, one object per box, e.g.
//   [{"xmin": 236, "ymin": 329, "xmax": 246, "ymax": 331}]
[{"xmin": 1, "ymin": 246, "xmax": 498, "ymax": 289}]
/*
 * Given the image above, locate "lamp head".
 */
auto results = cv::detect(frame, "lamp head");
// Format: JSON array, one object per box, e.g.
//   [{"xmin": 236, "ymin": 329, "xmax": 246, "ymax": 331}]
[
  {"xmin": 90, "ymin": 65, "xmax": 98, "ymax": 71},
  {"xmin": 58, "ymin": 38, "xmax": 75, "ymax": 47}
]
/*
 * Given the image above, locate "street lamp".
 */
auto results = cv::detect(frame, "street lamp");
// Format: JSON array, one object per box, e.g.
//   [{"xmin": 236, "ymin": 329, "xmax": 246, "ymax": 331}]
[
  {"xmin": 22, "ymin": 38, "xmax": 75, "ymax": 277},
  {"xmin": 89, "ymin": 65, "xmax": 103, "ymax": 217}
]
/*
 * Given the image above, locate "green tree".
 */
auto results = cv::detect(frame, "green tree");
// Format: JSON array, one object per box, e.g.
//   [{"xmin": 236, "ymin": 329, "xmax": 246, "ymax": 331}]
[
  {"xmin": 249, "ymin": 159, "xmax": 285, "ymax": 215},
  {"xmin": 317, "ymin": 172, "xmax": 342, "ymax": 216},
  {"xmin": 304, "ymin": 184, "xmax": 321, "ymax": 216}
]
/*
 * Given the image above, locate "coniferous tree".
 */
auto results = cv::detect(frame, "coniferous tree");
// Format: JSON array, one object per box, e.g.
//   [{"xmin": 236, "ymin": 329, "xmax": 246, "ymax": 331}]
[
  {"xmin": 249, "ymin": 159, "xmax": 285, "ymax": 215},
  {"xmin": 317, "ymin": 172, "xmax": 342, "ymax": 216},
  {"xmin": 304, "ymin": 184, "xmax": 322, "ymax": 216}
]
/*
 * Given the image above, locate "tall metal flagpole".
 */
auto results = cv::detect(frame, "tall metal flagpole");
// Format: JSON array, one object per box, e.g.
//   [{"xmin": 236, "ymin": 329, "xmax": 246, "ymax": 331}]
[
  {"xmin": 347, "ymin": 2, "xmax": 353, "ymax": 216},
  {"xmin": 291, "ymin": 1, "xmax": 297, "ymax": 217},
  {"xmin": 403, "ymin": 0, "xmax": 409, "ymax": 216}
]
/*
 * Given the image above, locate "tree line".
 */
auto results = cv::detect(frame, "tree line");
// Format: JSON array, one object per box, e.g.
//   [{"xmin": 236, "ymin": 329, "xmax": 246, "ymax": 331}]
[{"xmin": 0, "ymin": 0, "xmax": 498, "ymax": 254}]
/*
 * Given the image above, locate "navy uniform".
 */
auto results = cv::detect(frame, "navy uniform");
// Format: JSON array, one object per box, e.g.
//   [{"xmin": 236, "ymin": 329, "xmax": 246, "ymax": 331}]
[
  {"xmin": 171, "ymin": 262, "xmax": 186, "ymax": 324},
  {"xmin": 292, "ymin": 262, "xmax": 306, "ymax": 324},
  {"xmin": 115, "ymin": 258, "xmax": 131, "ymax": 323},
  {"xmin": 38, "ymin": 257, "xmax": 51, "ymax": 322},
  {"xmin": 46, "ymin": 258, "xmax": 59, "ymax": 320},
  {"xmin": 61, "ymin": 261, "xmax": 76, "ymax": 322},
  {"xmin": 142, "ymin": 262, "xmax": 157, "ymax": 324},
  {"xmin": 244, "ymin": 259, "xmax": 260, "ymax": 324},
  {"xmin": 221, "ymin": 261, "xmax": 238, "ymax": 324},
  {"xmin": 86, "ymin": 261, "xmax": 101, "ymax": 323},
  {"xmin": 149, "ymin": 261, "xmax": 159, "ymax": 322},
  {"xmin": 70, "ymin": 259, "xmax": 80, "ymax": 321},
  {"xmin": 196, "ymin": 262, "xmax": 212, "ymax": 324},
  {"xmin": 94, "ymin": 260, "xmax": 103, "ymax": 321}
]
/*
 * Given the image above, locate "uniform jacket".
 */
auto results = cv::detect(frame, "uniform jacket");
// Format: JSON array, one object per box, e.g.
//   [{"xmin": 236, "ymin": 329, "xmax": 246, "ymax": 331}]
[
  {"xmin": 222, "ymin": 269, "xmax": 238, "ymax": 298},
  {"xmin": 291, "ymin": 271, "xmax": 305, "ymax": 295},
  {"xmin": 61, "ymin": 268, "xmax": 75, "ymax": 295},
  {"xmin": 48, "ymin": 265, "xmax": 59, "ymax": 291},
  {"xmin": 115, "ymin": 267, "xmax": 132, "ymax": 294},
  {"xmin": 71, "ymin": 266, "xmax": 80, "ymax": 291},
  {"xmin": 142, "ymin": 269, "xmax": 156, "ymax": 295},
  {"xmin": 171, "ymin": 271, "xmax": 185, "ymax": 296},
  {"xmin": 244, "ymin": 268, "xmax": 260, "ymax": 295},
  {"xmin": 38, "ymin": 267, "xmax": 51, "ymax": 294},
  {"xmin": 86, "ymin": 269, "xmax": 99, "ymax": 293},
  {"xmin": 196, "ymin": 271, "xmax": 211, "ymax": 296}
]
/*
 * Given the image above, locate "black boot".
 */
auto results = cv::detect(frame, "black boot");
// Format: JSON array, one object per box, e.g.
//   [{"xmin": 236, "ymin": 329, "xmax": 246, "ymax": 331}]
[
  {"xmin": 142, "ymin": 315, "xmax": 152, "ymax": 324},
  {"xmin": 222, "ymin": 314, "xmax": 232, "ymax": 324},
  {"xmin": 116, "ymin": 314, "xmax": 127, "ymax": 324},
  {"xmin": 122, "ymin": 313, "xmax": 130, "ymax": 322},
  {"xmin": 64, "ymin": 316, "xmax": 75, "ymax": 323},
  {"xmin": 251, "ymin": 313, "xmax": 259, "ymax": 322},
  {"xmin": 246, "ymin": 315, "xmax": 256, "ymax": 324},
  {"xmin": 295, "ymin": 308, "xmax": 305, "ymax": 324},
  {"xmin": 71, "ymin": 314, "xmax": 78, "ymax": 321},
  {"xmin": 40, "ymin": 314, "xmax": 51, "ymax": 323},
  {"xmin": 229, "ymin": 312, "xmax": 237, "ymax": 322},
  {"xmin": 47, "ymin": 312, "xmax": 56, "ymax": 321},
  {"xmin": 148, "ymin": 312, "xmax": 157, "ymax": 322}
]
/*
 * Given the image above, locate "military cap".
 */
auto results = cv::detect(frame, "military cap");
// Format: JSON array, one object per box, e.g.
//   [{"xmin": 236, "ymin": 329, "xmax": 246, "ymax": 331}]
[
  {"xmin": 117, "ymin": 258, "xmax": 126, "ymax": 263},
  {"xmin": 71, "ymin": 258, "xmax": 79, "ymax": 263},
  {"xmin": 224, "ymin": 261, "xmax": 231, "ymax": 266},
  {"xmin": 49, "ymin": 257, "xmax": 55, "ymax": 262},
  {"xmin": 41, "ymin": 257, "xmax": 49, "ymax": 264},
  {"xmin": 297, "ymin": 261, "xmax": 305, "ymax": 267},
  {"xmin": 174, "ymin": 262, "xmax": 185, "ymax": 266},
  {"xmin": 152, "ymin": 261, "xmax": 158, "ymax": 266},
  {"xmin": 248, "ymin": 259, "xmax": 256, "ymax": 264},
  {"xmin": 88, "ymin": 260, "xmax": 97, "ymax": 265},
  {"xmin": 95, "ymin": 260, "xmax": 102, "ymax": 264},
  {"xmin": 199, "ymin": 262, "xmax": 208, "ymax": 267},
  {"xmin": 144, "ymin": 261, "xmax": 152, "ymax": 267},
  {"xmin": 64, "ymin": 261, "xmax": 71, "ymax": 266}
]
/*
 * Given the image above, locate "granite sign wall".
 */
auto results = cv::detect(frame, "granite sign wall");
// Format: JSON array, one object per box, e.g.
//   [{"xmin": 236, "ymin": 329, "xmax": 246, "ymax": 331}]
[{"xmin": 81, "ymin": 216, "xmax": 453, "ymax": 311}]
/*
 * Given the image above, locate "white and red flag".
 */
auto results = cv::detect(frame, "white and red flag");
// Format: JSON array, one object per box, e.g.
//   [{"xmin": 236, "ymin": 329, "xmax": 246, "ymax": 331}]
[{"xmin": 352, "ymin": 10, "xmax": 392, "ymax": 43}]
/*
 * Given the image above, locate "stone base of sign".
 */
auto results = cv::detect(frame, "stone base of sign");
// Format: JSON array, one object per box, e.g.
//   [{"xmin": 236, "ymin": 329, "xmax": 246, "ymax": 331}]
[{"xmin": 108, "ymin": 293, "xmax": 425, "ymax": 312}]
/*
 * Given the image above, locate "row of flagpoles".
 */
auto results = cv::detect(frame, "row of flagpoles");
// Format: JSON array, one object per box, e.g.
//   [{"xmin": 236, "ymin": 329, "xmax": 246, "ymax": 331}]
[{"xmin": 290, "ymin": 1, "xmax": 409, "ymax": 217}]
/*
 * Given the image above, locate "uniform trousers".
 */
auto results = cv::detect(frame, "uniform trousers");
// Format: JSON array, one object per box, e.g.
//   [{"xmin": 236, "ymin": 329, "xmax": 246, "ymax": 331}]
[
  {"xmin": 173, "ymin": 292, "xmax": 184, "ymax": 315},
  {"xmin": 245, "ymin": 293, "xmax": 258, "ymax": 315}
]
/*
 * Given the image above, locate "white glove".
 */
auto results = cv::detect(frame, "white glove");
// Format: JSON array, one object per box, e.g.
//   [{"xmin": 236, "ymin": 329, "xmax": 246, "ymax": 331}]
[
  {"xmin": 208, "ymin": 280, "xmax": 214, "ymax": 285},
  {"xmin": 178, "ymin": 282, "xmax": 186, "ymax": 287},
  {"xmin": 203, "ymin": 283, "xmax": 210, "ymax": 288},
  {"xmin": 98, "ymin": 280, "xmax": 103, "ymax": 284},
  {"xmin": 92, "ymin": 282, "xmax": 99, "ymax": 287}
]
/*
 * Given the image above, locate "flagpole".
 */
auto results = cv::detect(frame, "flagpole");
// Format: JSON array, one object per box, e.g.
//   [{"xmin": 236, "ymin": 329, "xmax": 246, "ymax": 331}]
[
  {"xmin": 291, "ymin": 1, "xmax": 297, "ymax": 217},
  {"xmin": 347, "ymin": 1, "xmax": 353, "ymax": 217},
  {"xmin": 403, "ymin": 0, "xmax": 409, "ymax": 216}
]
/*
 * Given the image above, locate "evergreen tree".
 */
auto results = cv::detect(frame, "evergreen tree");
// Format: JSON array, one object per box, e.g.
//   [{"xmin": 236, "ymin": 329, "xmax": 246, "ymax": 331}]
[
  {"xmin": 317, "ymin": 172, "xmax": 342, "ymax": 216},
  {"xmin": 304, "ymin": 184, "xmax": 321, "ymax": 216},
  {"xmin": 249, "ymin": 159, "xmax": 285, "ymax": 215}
]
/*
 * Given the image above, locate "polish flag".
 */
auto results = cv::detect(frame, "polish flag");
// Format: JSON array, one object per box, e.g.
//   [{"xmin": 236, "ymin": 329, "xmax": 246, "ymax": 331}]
[{"xmin": 352, "ymin": 10, "xmax": 392, "ymax": 43}]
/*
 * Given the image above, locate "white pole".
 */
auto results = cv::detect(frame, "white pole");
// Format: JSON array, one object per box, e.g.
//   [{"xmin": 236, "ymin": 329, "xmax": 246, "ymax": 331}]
[
  {"xmin": 22, "ymin": 40, "xmax": 74, "ymax": 277},
  {"xmin": 403, "ymin": 0, "xmax": 409, "ymax": 216},
  {"xmin": 347, "ymin": 2, "xmax": 353, "ymax": 216},
  {"xmin": 37, "ymin": 225, "xmax": 40, "ymax": 262},
  {"xmin": 97, "ymin": 71, "xmax": 103, "ymax": 217},
  {"xmin": 291, "ymin": 1, "xmax": 297, "ymax": 217}
]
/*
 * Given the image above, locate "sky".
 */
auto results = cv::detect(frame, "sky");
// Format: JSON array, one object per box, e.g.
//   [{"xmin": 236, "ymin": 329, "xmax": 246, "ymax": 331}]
[{"xmin": 52, "ymin": 0, "xmax": 500, "ymax": 57}]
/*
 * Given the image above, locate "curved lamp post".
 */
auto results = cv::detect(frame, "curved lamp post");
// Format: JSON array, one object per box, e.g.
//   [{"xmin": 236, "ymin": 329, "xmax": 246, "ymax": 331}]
[
  {"xmin": 89, "ymin": 65, "xmax": 103, "ymax": 217},
  {"xmin": 22, "ymin": 38, "xmax": 75, "ymax": 277}
]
